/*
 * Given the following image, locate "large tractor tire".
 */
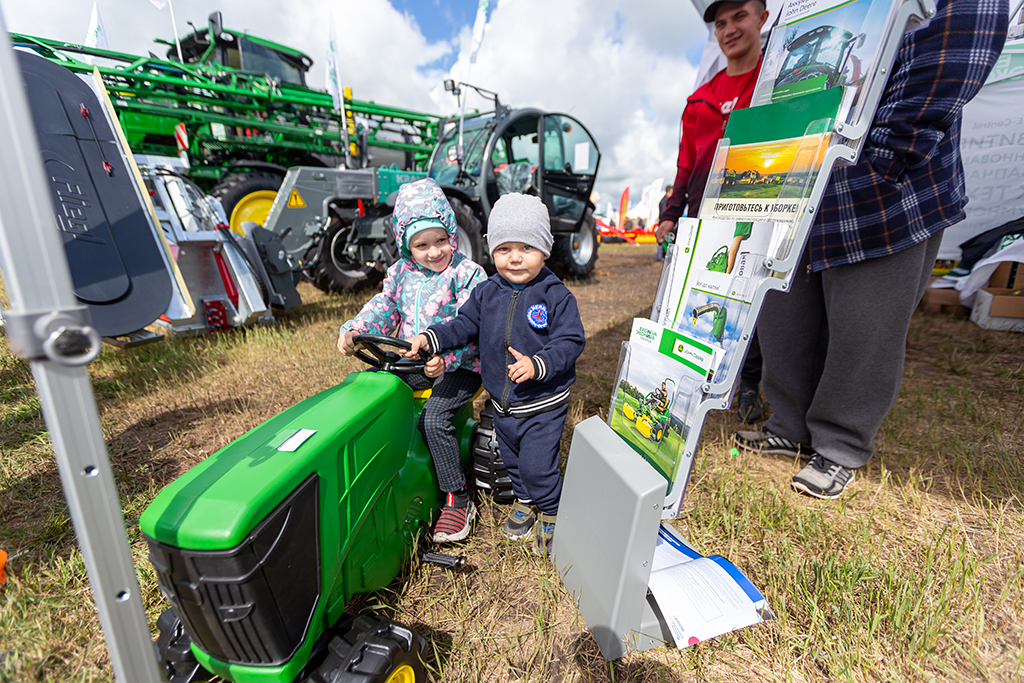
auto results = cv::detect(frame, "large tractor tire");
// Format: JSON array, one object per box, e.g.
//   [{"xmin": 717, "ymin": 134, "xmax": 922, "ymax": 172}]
[
  {"xmin": 211, "ymin": 172, "xmax": 284, "ymax": 234},
  {"xmin": 471, "ymin": 404, "xmax": 515, "ymax": 504},
  {"xmin": 548, "ymin": 208, "xmax": 598, "ymax": 279},
  {"xmin": 305, "ymin": 615, "xmax": 425, "ymax": 683},
  {"xmin": 447, "ymin": 196, "xmax": 485, "ymax": 266},
  {"xmin": 307, "ymin": 214, "xmax": 385, "ymax": 294}
]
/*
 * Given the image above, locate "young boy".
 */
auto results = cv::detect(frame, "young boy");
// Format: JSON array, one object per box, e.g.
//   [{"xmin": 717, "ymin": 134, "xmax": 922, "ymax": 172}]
[
  {"xmin": 338, "ymin": 178, "xmax": 486, "ymax": 543},
  {"xmin": 406, "ymin": 193, "xmax": 585, "ymax": 556}
]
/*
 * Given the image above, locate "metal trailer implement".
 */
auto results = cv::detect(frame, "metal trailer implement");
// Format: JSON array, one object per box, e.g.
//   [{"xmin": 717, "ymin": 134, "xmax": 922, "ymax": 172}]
[
  {"xmin": 10, "ymin": 10, "xmax": 446, "ymax": 234},
  {"xmin": 252, "ymin": 83, "xmax": 606, "ymax": 298}
]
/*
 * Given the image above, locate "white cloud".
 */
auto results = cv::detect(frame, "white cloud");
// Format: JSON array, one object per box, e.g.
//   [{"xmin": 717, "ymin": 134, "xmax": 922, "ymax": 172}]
[{"xmin": 0, "ymin": 0, "xmax": 709, "ymax": 203}]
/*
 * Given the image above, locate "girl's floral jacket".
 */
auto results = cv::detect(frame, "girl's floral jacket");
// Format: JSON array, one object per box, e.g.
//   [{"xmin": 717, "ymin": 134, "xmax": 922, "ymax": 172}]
[{"xmin": 340, "ymin": 178, "xmax": 486, "ymax": 372}]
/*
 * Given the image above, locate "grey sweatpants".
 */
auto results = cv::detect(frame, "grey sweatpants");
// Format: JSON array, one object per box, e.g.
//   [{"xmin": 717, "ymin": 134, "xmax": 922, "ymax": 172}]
[{"xmin": 758, "ymin": 234, "xmax": 942, "ymax": 469}]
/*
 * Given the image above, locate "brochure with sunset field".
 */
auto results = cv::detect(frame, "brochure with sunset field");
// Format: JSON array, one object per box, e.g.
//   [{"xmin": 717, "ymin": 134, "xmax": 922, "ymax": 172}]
[{"xmin": 698, "ymin": 86, "xmax": 841, "ymax": 221}]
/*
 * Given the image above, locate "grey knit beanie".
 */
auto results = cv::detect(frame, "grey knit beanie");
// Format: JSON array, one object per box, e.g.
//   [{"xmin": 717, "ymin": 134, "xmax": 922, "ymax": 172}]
[{"xmin": 486, "ymin": 193, "xmax": 553, "ymax": 257}]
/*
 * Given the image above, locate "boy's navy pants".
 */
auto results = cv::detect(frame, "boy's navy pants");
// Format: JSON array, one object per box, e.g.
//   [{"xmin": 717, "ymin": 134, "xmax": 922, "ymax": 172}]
[{"xmin": 492, "ymin": 403, "xmax": 568, "ymax": 516}]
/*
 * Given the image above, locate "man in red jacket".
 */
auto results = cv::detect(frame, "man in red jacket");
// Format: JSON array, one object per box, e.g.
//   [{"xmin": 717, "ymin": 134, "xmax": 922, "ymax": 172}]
[
  {"xmin": 656, "ymin": 0, "xmax": 768, "ymax": 233},
  {"xmin": 657, "ymin": 0, "xmax": 770, "ymax": 423}
]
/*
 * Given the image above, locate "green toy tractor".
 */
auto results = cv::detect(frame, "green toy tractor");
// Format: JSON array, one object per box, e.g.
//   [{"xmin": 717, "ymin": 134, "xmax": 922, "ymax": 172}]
[
  {"xmin": 140, "ymin": 335, "xmax": 478, "ymax": 683},
  {"xmin": 621, "ymin": 379, "xmax": 675, "ymax": 443}
]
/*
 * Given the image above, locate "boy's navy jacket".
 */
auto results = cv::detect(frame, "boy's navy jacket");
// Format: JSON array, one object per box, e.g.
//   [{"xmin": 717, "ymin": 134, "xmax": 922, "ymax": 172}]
[{"xmin": 424, "ymin": 267, "xmax": 585, "ymax": 418}]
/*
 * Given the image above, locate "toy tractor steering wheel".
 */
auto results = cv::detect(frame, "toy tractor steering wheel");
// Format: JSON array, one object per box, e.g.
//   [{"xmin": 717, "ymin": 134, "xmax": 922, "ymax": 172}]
[{"xmin": 351, "ymin": 334, "xmax": 430, "ymax": 374}]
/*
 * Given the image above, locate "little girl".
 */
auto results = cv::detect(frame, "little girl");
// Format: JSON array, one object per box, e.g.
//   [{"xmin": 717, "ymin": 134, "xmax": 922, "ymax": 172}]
[{"xmin": 338, "ymin": 178, "xmax": 486, "ymax": 542}]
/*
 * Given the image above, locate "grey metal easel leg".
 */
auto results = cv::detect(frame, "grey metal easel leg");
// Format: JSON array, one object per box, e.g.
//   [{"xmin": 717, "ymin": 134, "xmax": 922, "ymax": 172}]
[{"xmin": 0, "ymin": 20, "xmax": 162, "ymax": 683}]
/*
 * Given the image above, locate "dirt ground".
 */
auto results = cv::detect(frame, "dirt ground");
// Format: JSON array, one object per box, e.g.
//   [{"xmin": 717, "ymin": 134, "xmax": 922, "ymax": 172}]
[{"xmin": 3, "ymin": 240, "xmax": 1021, "ymax": 683}]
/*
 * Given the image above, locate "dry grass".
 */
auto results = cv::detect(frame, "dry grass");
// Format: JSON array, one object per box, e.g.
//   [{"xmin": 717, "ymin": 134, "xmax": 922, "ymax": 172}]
[{"xmin": 1, "ymin": 243, "xmax": 1022, "ymax": 682}]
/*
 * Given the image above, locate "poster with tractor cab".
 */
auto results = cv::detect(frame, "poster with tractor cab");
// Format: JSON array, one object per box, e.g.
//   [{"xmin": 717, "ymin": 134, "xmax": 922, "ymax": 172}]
[
  {"xmin": 608, "ymin": 319, "xmax": 719, "ymax": 495},
  {"xmin": 752, "ymin": 0, "xmax": 895, "ymax": 113},
  {"xmin": 700, "ymin": 0, "xmax": 902, "ymax": 223}
]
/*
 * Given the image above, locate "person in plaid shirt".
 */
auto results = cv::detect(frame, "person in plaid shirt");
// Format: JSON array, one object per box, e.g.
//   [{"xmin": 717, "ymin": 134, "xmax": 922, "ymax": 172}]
[{"xmin": 736, "ymin": 0, "xmax": 1008, "ymax": 498}]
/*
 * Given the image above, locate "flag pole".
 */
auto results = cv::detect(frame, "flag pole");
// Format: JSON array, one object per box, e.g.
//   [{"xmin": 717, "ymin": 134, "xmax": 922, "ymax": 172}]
[
  {"xmin": 326, "ymin": 12, "xmax": 353, "ymax": 168},
  {"xmin": 167, "ymin": 0, "xmax": 183, "ymax": 62},
  {"xmin": 458, "ymin": 0, "xmax": 489, "ymax": 167}
]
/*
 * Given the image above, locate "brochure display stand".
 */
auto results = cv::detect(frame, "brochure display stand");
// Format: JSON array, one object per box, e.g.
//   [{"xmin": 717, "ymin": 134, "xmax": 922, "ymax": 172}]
[{"xmin": 555, "ymin": 0, "xmax": 938, "ymax": 660}]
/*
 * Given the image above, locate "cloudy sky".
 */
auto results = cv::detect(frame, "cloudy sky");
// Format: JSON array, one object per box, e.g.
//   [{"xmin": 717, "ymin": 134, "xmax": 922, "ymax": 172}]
[{"xmin": 1, "ymin": 0, "xmax": 712, "ymax": 207}]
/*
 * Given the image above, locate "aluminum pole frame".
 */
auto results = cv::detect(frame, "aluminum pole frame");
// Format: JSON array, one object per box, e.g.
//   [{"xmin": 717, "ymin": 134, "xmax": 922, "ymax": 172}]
[{"xmin": 0, "ymin": 19, "xmax": 162, "ymax": 683}]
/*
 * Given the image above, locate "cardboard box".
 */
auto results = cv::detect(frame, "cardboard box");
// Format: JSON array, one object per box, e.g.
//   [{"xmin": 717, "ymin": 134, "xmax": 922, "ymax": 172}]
[
  {"xmin": 989, "ymin": 261, "xmax": 1023, "ymax": 290},
  {"xmin": 970, "ymin": 288, "xmax": 1024, "ymax": 332},
  {"xmin": 919, "ymin": 277, "xmax": 969, "ymax": 315},
  {"xmin": 986, "ymin": 287, "xmax": 1024, "ymax": 319}
]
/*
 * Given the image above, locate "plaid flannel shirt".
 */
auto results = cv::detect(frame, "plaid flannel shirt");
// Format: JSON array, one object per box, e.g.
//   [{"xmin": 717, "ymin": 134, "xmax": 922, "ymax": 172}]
[{"xmin": 811, "ymin": 0, "xmax": 1008, "ymax": 271}]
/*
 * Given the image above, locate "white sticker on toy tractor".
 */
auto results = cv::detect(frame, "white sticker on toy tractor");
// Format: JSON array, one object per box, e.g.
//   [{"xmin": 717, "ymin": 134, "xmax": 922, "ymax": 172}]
[{"xmin": 277, "ymin": 428, "xmax": 316, "ymax": 452}]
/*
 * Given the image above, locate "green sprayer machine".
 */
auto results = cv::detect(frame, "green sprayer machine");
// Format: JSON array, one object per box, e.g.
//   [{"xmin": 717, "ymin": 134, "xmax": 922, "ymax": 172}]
[
  {"xmin": 11, "ymin": 10, "xmax": 602, "ymax": 301},
  {"xmin": 10, "ymin": 11, "xmax": 443, "ymax": 232}
]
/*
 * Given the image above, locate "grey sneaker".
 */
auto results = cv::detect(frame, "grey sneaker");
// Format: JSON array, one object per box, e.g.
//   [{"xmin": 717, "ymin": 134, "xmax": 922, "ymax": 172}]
[
  {"xmin": 736, "ymin": 382, "xmax": 764, "ymax": 423},
  {"xmin": 533, "ymin": 513, "xmax": 556, "ymax": 557},
  {"xmin": 735, "ymin": 429, "xmax": 815, "ymax": 460},
  {"xmin": 791, "ymin": 455, "xmax": 854, "ymax": 499},
  {"xmin": 502, "ymin": 501, "xmax": 537, "ymax": 540}
]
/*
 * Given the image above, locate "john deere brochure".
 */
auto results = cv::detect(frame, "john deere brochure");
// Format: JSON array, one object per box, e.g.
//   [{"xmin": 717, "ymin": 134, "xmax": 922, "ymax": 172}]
[
  {"xmin": 699, "ymin": 87, "xmax": 841, "ymax": 222},
  {"xmin": 752, "ymin": 0, "xmax": 896, "ymax": 111},
  {"xmin": 656, "ymin": 219, "xmax": 787, "ymax": 382},
  {"xmin": 607, "ymin": 319, "xmax": 719, "ymax": 494},
  {"xmin": 647, "ymin": 524, "xmax": 773, "ymax": 647}
]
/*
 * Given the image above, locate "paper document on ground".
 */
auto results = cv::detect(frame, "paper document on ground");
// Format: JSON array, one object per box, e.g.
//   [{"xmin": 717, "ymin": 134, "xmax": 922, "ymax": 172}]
[{"xmin": 648, "ymin": 525, "xmax": 772, "ymax": 648}]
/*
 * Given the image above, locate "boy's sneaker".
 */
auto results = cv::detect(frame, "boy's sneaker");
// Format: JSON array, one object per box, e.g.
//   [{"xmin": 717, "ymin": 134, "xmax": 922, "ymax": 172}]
[
  {"xmin": 533, "ymin": 513, "xmax": 556, "ymax": 557},
  {"xmin": 735, "ymin": 428, "xmax": 815, "ymax": 460},
  {"xmin": 433, "ymin": 497, "xmax": 476, "ymax": 543},
  {"xmin": 736, "ymin": 382, "xmax": 764, "ymax": 423},
  {"xmin": 502, "ymin": 501, "xmax": 537, "ymax": 541},
  {"xmin": 791, "ymin": 455, "xmax": 854, "ymax": 500}
]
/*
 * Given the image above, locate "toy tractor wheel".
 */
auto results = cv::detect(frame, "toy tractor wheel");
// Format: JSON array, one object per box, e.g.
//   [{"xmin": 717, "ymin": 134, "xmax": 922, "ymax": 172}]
[
  {"xmin": 154, "ymin": 609, "xmax": 213, "ymax": 683},
  {"xmin": 548, "ymin": 208, "xmax": 598, "ymax": 279},
  {"xmin": 308, "ymin": 214, "xmax": 385, "ymax": 293},
  {"xmin": 211, "ymin": 171, "xmax": 284, "ymax": 235},
  {"xmin": 447, "ymin": 195, "xmax": 484, "ymax": 265},
  {"xmin": 622, "ymin": 403, "xmax": 636, "ymax": 422},
  {"xmin": 472, "ymin": 404, "xmax": 515, "ymax": 504},
  {"xmin": 305, "ymin": 614, "xmax": 426, "ymax": 683}
]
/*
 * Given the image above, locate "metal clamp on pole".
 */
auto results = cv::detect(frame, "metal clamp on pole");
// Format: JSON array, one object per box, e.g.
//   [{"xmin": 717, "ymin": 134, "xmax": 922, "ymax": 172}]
[{"xmin": 3, "ymin": 306, "xmax": 102, "ymax": 366}]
